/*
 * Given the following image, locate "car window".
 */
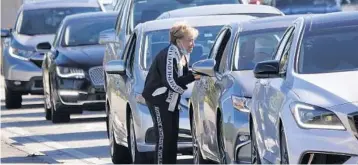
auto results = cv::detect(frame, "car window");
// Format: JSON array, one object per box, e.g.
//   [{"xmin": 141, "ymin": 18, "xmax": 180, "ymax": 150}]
[
  {"xmin": 214, "ymin": 30, "xmax": 231, "ymax": 72},
  {"xmin": 126, "ymin": 34, "xmax": 137, "ymax": 74},
  {"xmin": 209, "ymin": 29, "xmax": 227, "ymax": 59},
  {"xmin": 18, "ymin": 7, "xmax": 100, "ymax": 36},
  {"xmin": 233, "ymin": 28, "xmax": 285, "ymax": 71},
  {"xmin": 141, "ymin": 25, "xmax": 223, "ymax": 69},
  {"xmin": 298, "ymin": 26, "xmax": 358, "ymax": 74},
  {"xmin": 274, "ymin": 26, "xmax": 295, "ymax": 61},
  {"xmin": 61, "ymin": 17, "xmax": 116, "ymax": 47},
  {"xmin": 122, "ymin": 33, "xmax": 135, "ymax": 62},
  {"xmin": 279, "ymin": 31, "xmax": 294, "ymax": 74}
]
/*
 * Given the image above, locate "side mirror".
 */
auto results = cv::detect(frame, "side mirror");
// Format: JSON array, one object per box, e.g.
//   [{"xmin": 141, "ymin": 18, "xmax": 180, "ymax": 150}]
[
  {"xmin": 105, "ymin": 60, "xmax": 126, "ymax": 75},
  {"xmin": 99, "ymin": 28, "xmax": 116, "ymax": 45},
  {"xmin": 253, "ymin": 60, "xmax": 280, "ymax": 79},
  {"xmin": 36, "ymin": 42, "xmax": 52, "ymax": 53},
  {"xmin": 192, "ymin": 59, "xmax": 216, "ymax": 77},
  {"xmin": 1, "ymin": 28, "xmax": 11, "ymax": 38}
]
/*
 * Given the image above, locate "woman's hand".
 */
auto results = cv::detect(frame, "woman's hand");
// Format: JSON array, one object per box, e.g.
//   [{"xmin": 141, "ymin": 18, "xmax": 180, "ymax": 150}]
[{"xmin": 194, "ymin": 74, "xmax": 201, "ymax": 80}]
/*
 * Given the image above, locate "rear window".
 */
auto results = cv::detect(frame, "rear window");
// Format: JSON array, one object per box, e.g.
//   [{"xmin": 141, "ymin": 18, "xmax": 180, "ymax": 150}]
[
  {"xmin": 133, "ymin": 0, "xmax": 240, "ymax": 26},
  {"xmin": 275, "ymin": 0, "xmax": 336, "ymax": 7}
]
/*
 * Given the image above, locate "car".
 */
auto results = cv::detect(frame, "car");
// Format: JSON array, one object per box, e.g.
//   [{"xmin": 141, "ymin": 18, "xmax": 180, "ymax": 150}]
[
  {"xmin": 102, "ymin": 0, "xmax": 244, "ymax": 68},
  {"xmin": 189, "ymin": 15, "xmax": 302, "ymax": 164},
  {"xmin": 37, "ymin": 12, "xmax": 117, "ymax": 123},
  {"xmin": 0, "ymin": 0, "xmax": 103, "ymax": 109},
  {"xmin": 103, "ymin": 14, "xmax": 256, "ymax": 164},
  {"xmin": 156, "ymin": 4, "xmax": 284, "ymax": 20},
  {"xmin": 271, "ymin": 0, "xmax": 341, "ymax": 15},
  {"xmin": 250, "ymin": 11, "xmax": 358, "ymax": 164}
]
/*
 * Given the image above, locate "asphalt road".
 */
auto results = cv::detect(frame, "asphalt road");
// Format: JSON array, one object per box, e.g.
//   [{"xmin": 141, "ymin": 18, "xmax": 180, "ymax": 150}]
[{"xmin": 0, "ymin": 79, "xmax": 193, "ymax": 164}]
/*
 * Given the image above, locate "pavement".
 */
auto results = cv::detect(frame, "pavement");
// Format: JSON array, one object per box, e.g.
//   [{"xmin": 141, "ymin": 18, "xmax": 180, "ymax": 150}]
[{"xmin": 0, "ymin": 78, "xmax": 193, "ymax": 164}]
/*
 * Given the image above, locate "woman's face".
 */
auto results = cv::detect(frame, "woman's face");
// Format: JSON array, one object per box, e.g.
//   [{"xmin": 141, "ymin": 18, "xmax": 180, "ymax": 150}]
[{"xmin": 178, "ymin": 35, "xmax": 195, "ymax": 54}]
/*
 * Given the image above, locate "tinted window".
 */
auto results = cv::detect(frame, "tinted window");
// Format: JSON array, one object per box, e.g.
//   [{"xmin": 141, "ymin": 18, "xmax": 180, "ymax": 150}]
[
  {"xmin": 19, "ymin": 7, "xmax": 100, "ymax": 35},
  {"xmin": 298, "ymin": 27, "xmax": 358, "ymax": 74},
  {"xmin": 141, "ymin": 25, "xmax": 223, "ymax": 69},
  {"xmin": 62, "ymin": 17, "xmax": 116, "ymax": 47},
  {"xmin": 133, "ymin": 0, "xmax": 239, "ymax": 26},
  {"xmin": 276, "ymin": 0, "xmax": 336, "ymax": 7},
  {"xmin": 233, "ymin": 28, "xmax": 285, "ymax": 70}
]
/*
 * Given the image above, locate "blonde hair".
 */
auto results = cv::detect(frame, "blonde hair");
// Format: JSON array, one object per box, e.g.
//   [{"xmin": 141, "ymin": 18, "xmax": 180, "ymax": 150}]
[{"xmin": 169, "ymin": 21, "xmax": 199, "ymax": 45}]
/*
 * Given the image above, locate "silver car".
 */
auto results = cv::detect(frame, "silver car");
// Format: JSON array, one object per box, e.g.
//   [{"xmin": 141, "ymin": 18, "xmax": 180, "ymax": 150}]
[
  {"xmin": 250, "ymin": 12, "xmax": 358, "ymax": 164},
  {"xmin": 103, "ymin": 15, "xmax": 256, "ymax": 164},
  {"xmin": 0, "ymin": 0, "xmax": 102, "ymax": 109},
  {"xmin": 189, "ymin": 15, "xmax": 301, "ymax": 164}
]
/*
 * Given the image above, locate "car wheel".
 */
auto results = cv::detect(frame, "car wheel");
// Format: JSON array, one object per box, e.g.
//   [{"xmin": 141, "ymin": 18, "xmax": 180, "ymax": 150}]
[
  {"xmin": 251, "ymin": 122, "xmax": 261, "ymax": 164},
  {"xmin": 50, "ymin": 86, "xmax": 70, "ymax": 123},
  {"xmin": 280, "ymin": 126, "xmax": 289, "ymax": 164},
  {"xmin": 128, "ymin": 112, "xmax": 148, "ymax": 164},
  {"xmin": 191, "ymin": 117, "xmax": 211, "ymax": 164},
  {"xmin": 108, "ymin": 108, "xmax": 131, "ymax": 164},
  {"xmin": 5, "ymin": 88, "xmax": 22, "ymax": 109}
]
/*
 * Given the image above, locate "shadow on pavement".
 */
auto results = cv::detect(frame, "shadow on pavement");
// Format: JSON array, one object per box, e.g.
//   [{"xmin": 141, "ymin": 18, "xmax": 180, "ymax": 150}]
[
  {"xmin": 43, "ymin": 145, "xmax": 110, "ymax": 160},
  {"xmin": 1, "ymin": 103, "xmax": 45, "ymax": 111},
  {"xmin": 11, "ymin": 131, "xmax": 107, "ymax": 143},
  {"xmin": 1, "ymin": 111, "xmax": 45, "ymax": 118},
  {"xmin": 1, "ymin": 117, "xmax": 106, "ymax": 128},
  {"xmin": 0, "ymin": 156, "xmax": 55, "ymax": 164}
]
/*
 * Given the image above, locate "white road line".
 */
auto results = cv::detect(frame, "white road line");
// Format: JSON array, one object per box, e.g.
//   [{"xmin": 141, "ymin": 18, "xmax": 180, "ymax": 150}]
[{"xmin": 2, "ymin": 126, "xmax": 110, "ymax": 164}]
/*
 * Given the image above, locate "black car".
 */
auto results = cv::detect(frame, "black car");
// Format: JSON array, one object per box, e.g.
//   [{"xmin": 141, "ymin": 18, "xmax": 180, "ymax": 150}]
[{"xmin": 37, "ymin": 12, "xmax": 117, "ymax": 123}]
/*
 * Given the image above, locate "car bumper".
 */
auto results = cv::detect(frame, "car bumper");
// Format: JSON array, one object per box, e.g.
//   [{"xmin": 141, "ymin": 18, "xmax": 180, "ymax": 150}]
[
  {"xmin": 2, "ymin": 49, "xmax": 43, "ymax": 93},
  {"xmin": 134, "ymin": 103, "xmax": 193, "ymax": 154},
  {"xmin": 53, "ymin": 76, "xmax": 105, "ymax": 112},
  {"xmin": 282, "ymin": 110, "xmax": 358, "ymax": 164}
]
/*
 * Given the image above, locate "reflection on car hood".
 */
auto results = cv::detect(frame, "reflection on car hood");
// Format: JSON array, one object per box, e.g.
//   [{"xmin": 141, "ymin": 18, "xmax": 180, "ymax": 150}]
[
  {"xmin": 56, "ymin": 45, "xmax": 105, "ymax": 67},
  {"xmin": 232, "ymin": 70, "xmax": 256, "ymax": 97},
  {"xmin": 14, "ymin": 34, "xmax": 55, "ymax": 48},
  {"xmin": 293, "ymin": 71, "xmax": 358, "ymax": 108}
]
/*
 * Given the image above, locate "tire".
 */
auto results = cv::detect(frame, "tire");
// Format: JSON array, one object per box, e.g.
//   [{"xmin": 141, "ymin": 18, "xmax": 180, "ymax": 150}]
[
  {"xmin": 251, "ymin": 122, "xmax": 261, "ymax": 164},
  {"xmin": 51, "ymin": 107, "xmax": 70, "ymax": 123},
  {"xmin": 191, "ymin": 118, "xmax": 211, "ymax": 164},
  {"xmin": 128, "ymin": 113, "xmax": 149, "ymax": 164},
  {"xmin": 108, "ymin": 107, "xmax": 131, "ymax": 164},
  {"xmin": 280, "ymin": 126, "xmax": 289, "ymax": 164},
  {"xmin": 5, "ymin": 88, "xmax": 22, "ymax": 109}
]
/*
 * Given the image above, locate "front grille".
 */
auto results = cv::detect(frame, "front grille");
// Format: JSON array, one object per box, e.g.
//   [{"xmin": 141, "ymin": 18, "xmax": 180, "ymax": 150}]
[
  {"xmin": 348, "ymin": 112, "xmax": 358, "ymax": 138},
  {"xmin": 88, "ymin": 66, "xmax": 104, "ymax": 86}
]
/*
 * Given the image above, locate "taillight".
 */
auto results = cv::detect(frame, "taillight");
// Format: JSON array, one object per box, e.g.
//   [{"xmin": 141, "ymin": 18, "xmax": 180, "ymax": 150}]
[{"xmin": 249, "ymin": 0, "xmax": 261, "ymax": 5}]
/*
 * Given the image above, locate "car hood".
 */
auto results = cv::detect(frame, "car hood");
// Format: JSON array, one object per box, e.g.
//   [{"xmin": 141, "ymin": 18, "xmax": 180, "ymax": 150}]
[
  {"xmin": 56, "ymin": 45, "xmax": 105, "ymax": 67},
  {"xmin": 14, "ymin": 34, "xmax": 55, "ymax": 49},
  {"xmin": 232, "ymin": 70, "xmax": 256, "ymax": 97},
  {"xmin": 292, "ymin": 71, "xmax": 358, "ymax": 108}
]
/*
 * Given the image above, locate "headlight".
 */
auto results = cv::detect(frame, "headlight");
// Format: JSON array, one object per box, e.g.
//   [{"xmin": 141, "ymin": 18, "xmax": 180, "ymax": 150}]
[
  {"xmin": 291, "ymin": 102, "xmax": 345, "ymax": 130},
  {"xmin": 135, "ymin": 93, "xmax": 146, "ymax": 105},
  {"xmin": 9, "ymin": 46, "xmax": 33, "ymax": 60},
  {"xmin": 232, "ymin": 96, "xmax": 251, "ymax": 113},
  {"xmin": 56, "ymin": 66, "xmax": 85, "ymax": 78}
]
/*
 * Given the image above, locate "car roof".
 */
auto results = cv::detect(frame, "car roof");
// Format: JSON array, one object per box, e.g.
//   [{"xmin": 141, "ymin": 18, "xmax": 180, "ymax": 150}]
[
  {"xmin": 305, "ymin": 11, "xmax": 358, "ymax": 32},
  {"xmin": 239, "ymin": 14, "xmax": 305, "ymax": 32},
  {"xmin": 139, "ymin": 15, "xmax": 257, "ymax": 33},
  {"xmin": 22, "ymin": 0, "xmax": 101, "ymax": 10},
  {"xmin": 157, "ymin": 4, "xmax": 283, "ymax": 19},
  {"xmin": 63, "ymin": 11, "xmax": 117, "ymax": 24}
]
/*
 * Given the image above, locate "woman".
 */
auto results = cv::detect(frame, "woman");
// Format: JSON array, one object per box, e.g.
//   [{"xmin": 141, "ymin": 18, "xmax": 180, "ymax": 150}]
[{"xmin": 142, "ymin": 21, "xmax": 200, "ymax": 164}]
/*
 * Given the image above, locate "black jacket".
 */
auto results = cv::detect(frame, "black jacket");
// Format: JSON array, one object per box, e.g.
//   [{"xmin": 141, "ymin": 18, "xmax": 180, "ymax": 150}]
[{"xmin": 143, "ymin": 45, "xmax": 195, "ymax": 109}]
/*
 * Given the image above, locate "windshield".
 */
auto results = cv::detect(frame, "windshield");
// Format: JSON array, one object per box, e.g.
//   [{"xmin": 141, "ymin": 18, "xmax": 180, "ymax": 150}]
[
  {"xmin": 142, "ymin": 25, "xmax": 223, "ymax": 69},
  {"xmin": 234, "ymin": 29, "xmax": 285, "ymax": 70},
  {"xmin": 62, "ymin": 17, "xmax": 116, "ymax": 47},
  {"xmin": 133, "ymin": 0, "xmax": 239, "ymax": 26},
  {"xmin": 275, "ymin": 0, "xmax": 336, "ymax": 7},
  {"xmin": 298, "ymin": 27, "xmax": 358, "ymax": 74},
  {"xmin": 18, "ymin": 7, "xmax": 100, "ymax": 35}
]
